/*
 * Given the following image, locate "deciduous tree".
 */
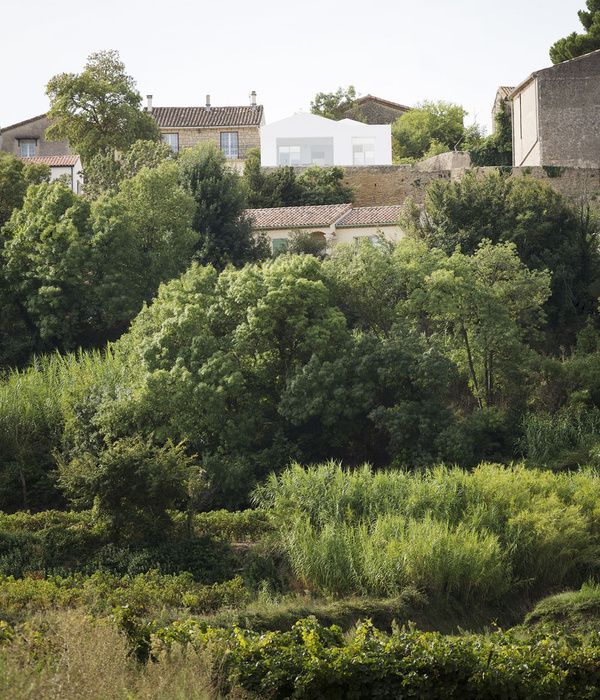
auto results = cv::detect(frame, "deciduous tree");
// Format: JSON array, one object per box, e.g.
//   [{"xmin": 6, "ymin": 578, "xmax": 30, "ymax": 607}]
[
  {"xmin": 45, "ymin": 50, "xmax": 160, "ymax": 163},
  {"xmin": 310, "ymin": 86, "xmax": 359, "ymax": 120}
]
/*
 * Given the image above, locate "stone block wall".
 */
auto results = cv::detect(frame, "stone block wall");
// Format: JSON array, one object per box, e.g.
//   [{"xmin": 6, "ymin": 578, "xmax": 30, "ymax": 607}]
[
  {"xmin": 261, "ymin": 164, "xmax": 600, "ymax": 212},
  {"xmin": 164, "ymin": 126, "xmax": 259, "ymax": 159}
]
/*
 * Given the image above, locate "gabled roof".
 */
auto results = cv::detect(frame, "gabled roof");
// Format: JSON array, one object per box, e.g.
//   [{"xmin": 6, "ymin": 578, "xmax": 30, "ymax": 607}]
[
  {"xmin": 21, "ymin": 155, "xmax": 80, "ymax": 167},
  {"xmin": 247, "ymin": 203, "xmax": 352, "ymax": 229},
  {"xmin": 352, "ymin": 95, "xmax": 411, "ymax": 112},
  {"xmin": 496, "ymin": 87, "xmax": 514, "ymax": 100},
  {"xmin": 246, "ymin": 203, "xmax": 404, "ymax": 230},
  {"xmin": 337, "ymin": 205, "xmax": 404, "ymax": 228},
  {"xmin": 1, "ymin": 113, "xmax": 48, "ymax": 133},
  {"xmin": 150, "ymin": 105, "xmax": 264, "ymax": 128}
]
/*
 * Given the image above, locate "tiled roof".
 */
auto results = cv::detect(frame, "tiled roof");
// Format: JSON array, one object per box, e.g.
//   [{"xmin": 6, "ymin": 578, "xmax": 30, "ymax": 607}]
[
  {"xmin": 246, "ymin": 204, "xmax": 404, "ymax": 230},
  {"xmin": 1, "ymin": 113, "xmax": 48, "ymax": 133},
  {"xmin": 496, "ymin": 86, "xmax": 515, "ymax": 99},
  {"xmin": 337, "ymin": 205, "xmax": 404, "ymax": 227},
  {"xmin": 247, "ymin": 203, "xmax": 352, "ymax": 229},
  {"xmin": 150, "ymin": 105, "xmax": 264, "ymax": 128},
  {"xmin": 353, "ymin": 95, "xmax": 411, "ymax": 112},
  {"xmin": 21, "ymin": 155, "xmax": 80, "ymax": 167}
]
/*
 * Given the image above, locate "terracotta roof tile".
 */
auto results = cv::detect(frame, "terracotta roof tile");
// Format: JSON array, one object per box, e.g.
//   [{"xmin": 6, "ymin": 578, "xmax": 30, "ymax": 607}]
[
  {"xmin": 337, "ymin": 205, "xmax": 404, "ymax": 227},
  {"xmin": 21, "ymin": 155, "xmax": 80, "ymax": 167},
  {"xmin": 247, "ymin": 203, "xmax": 352, "ymax": 229},
  {"xmin": 151, "ymin": 105, "xmax": 264, "ymax": 128}
]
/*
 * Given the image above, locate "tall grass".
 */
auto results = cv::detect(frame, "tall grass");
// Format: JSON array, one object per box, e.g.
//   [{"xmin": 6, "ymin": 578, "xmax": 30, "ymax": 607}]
[
  {"xmin": 0, "ymin": 610, "xmax": 225, "ymax": 699},
  {"xmin": 519, "ymin": 409, "xmax": 600, "ymax": 464},
  {"xmin": 257, "ymin": 461, "xmax": 600, "ymax": 601},
  {"xmin": 0, "ymin": 348, "xmax": 136, "ymax": 510}
]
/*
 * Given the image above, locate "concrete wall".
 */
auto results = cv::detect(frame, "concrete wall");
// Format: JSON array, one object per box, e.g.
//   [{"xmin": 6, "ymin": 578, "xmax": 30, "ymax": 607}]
[
  {"xmin": 512, "ymin": 50, "xmax": 600, "ymax": 168},
  {"xmin": 537, "ymin": 52, "xmax": 600, "ymax": 168},
  {"xmin": 0, "ymin": 116, "xmax": 71, "ymax": 157}
]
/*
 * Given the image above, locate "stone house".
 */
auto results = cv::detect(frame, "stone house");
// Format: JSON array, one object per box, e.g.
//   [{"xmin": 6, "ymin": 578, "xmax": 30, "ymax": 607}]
[
  {"xmin": 146, "ymin": 94, "xmax": 264, "ymax": 165},
  {"xmin": 491, "ymin": 87, "xmax": 513, "ymax": 134},
  {"xmin": 246, "ymin": 202, "xmax": 404, "ymax": 253},
  {"xmin": 260, "ymin": 113, "xmax": 392, "ymax": 167},
  {"xmin": 510, "ymin": 49, "xmax": 600, "ymax": 168},
  {"xmin": 0, "ymin": 114, "xmax": 71, "ymax": 158},
  {"xmin": 342, "ymin": 95, "xmax": 411, "ymax": 124}
]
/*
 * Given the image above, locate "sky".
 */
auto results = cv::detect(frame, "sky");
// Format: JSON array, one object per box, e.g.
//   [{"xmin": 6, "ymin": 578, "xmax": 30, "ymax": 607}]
[{"xmin": 0, "ymin": 0, "xmax": 586, "ymax": 135}]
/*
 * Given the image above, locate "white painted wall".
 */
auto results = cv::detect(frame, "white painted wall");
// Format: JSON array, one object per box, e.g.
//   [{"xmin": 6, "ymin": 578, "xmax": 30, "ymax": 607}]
[
  {"xmin": 512, "ymin": 79, "xmax": 540, "ymax": 166},
  {"xmin": 260, "ymin": 113, "xmax": 392, "ymax": 167}
]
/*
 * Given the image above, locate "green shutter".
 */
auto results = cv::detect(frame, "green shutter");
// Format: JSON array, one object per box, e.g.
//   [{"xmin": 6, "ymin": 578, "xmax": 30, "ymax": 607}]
[{"xmin": 272, "ymin": 238, "xmax": 289, "ymax": 256}]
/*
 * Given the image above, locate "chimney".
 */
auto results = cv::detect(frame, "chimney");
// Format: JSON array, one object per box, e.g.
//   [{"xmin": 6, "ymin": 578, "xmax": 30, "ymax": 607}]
[
  {"xmin": 205, "ymin": 94, "xmax": 211, "ymax": 111},
  {"xmin": 146, "ymin": 95, "xmax": 153, "ymax": 113},
  {"xmin": 250, "ymin": 90, "xmax": 257, "ymax": 110}
]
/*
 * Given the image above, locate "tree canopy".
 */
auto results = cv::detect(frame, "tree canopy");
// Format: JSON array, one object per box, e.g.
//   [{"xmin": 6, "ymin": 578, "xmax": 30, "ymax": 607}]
[
  {"xmin": 550, "ymin": 0, "xmax": 600, "ymax": 63},
  {"xmin": 310, "ymin": 86, "xmax": 359, "ymax": 120},
  {"xmin": 392, "ymin": 101, "xmax": 482, "ymax": 162},
  {"xmin": 45, "ymin": 50, "xmax": 160, "ymax": 163},
  {"xmin": 402, "ymin": 170, "xmax": 600, "ymax": 336},
  {"xmin": 179, "ymin": 144, "xmax": 269, "ymax": 269}
]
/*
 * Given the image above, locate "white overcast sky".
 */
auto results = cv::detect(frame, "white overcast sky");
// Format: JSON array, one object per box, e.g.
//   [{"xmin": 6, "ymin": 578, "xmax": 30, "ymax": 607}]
[{"xmin": 0, "ymin": 0, "xmax": 586, "ymax": 135}]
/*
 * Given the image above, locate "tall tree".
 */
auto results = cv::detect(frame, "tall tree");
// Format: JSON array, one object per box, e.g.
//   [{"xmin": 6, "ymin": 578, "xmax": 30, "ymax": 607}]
[
  {"xmin": 0, "ymin": 153, "xmax": 50, "ymax": 228},
  {"xmin": 550, "ymin": 1, "xmax": 600, "ymax": 63},
  {"xmin": 178, "ymin": 143, "xmax": 268, "ymax": 268},
  {"xmin": 403, "ymin": 170, "xmax": 600, "ymax": 335},
  {"xmin": 45, "ymin": 50, "xmax": 160, "ymax": 163},
  {"xmin": 243, "ymin": 147, "xmax": 302, "ymax": 208},
  {"xmin": 392, "ymin": 100, "xmax": 482, "ymax": 162}
]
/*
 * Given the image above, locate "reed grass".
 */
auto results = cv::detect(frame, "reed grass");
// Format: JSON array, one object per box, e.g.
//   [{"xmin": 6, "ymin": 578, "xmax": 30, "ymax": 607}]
[{"xmin": 258, "ymin": 461, "xmax": 600, "ymax": 601}]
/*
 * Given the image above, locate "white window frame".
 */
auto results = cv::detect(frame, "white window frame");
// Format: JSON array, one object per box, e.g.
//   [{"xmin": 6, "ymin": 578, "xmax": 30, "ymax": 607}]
[
  {"xmin": 352, "ymin": 137, "xmax": 376, "ymax": 165},
  {"xmin": 162, "ymin": 133, "xmax": 179, "ymax": 153},
  {"xmin": 221, "ymin": 132, "xmax": 239, "ymax": 159},
  {"xmin": 19, "ymin": 140, "xmax": 36, "ymax": 157}
]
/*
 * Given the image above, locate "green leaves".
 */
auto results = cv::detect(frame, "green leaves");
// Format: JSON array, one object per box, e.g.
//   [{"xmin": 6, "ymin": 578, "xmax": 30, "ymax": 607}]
[
  {"xmin": 550, "ymin": 0, "xmax": 600, "ymax": 63},
  {"xmin": 45, "ymin": 50, "xmax": 160, "ymax": 163}
]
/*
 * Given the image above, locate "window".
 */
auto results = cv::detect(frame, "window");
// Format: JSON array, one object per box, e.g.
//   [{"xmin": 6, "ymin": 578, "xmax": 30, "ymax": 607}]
[
  {"xmin": 19, "ymin": 140, "xmax": 36, "ymax": 157},
  {"xmin": 221, "ymin": 132, "xmax": 239, "ymax": 159},
  {"xmin": 272, "ymin": 238, "xmax": 289, "ymax": 256},
  {"xmin": 278, "ymin": 145, "xmax": 301, "ymax": 166},
  {"xmin": 162, "ymin": 133, "xmax": 179, "ymax": 152},
  {"xmin": 352, "ymin": 137, "xmax": 376, "ymax": 165}
]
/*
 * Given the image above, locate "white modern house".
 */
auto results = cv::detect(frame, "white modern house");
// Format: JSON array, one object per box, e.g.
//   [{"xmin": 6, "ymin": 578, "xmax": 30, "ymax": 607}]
[{"xmin": 260, "ymin": 113, "xmax": 392, "ymax": 167}]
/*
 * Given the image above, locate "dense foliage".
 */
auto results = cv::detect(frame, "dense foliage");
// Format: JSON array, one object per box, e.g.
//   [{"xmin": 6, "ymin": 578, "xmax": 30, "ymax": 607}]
[
  {"xmin": 45, "ymin": 50, "xmax": 160, "ymax": 163},
  {"xmin": 256, "ymin": 461, "xmax": 600, "ymax": 600},
  {"xmin": 392, "ymin": 100, "xmax": 482, "ymax": 162},
  {"xmin": 243, "ymin": 148, "xmax": 355, "ymax": 209},
  {"xmin": 550, "ymin": 0, "xmax": 600, "ymax": 63}
]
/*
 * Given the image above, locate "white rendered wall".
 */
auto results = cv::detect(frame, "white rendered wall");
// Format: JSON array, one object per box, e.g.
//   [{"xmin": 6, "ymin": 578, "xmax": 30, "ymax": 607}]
[
  {"xmin": 260, "ymin": 113, "xmax": 392, "ymax": 167},
  {"xmin": 512, "ymin": 79, "xmax": 540, "ymax": 166}
]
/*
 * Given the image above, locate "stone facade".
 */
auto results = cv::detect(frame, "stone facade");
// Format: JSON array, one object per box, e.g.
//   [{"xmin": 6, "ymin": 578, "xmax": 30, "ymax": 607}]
[
  {"xmin": 511, "ymin": 49, "xmax": 600, "ymax": 168},
  {"xmin": 162, "ymin": 126, "xmax": 260, "ymax": 158},
  {"xmin": 0, "ymin": 114, "xmax": 71, "ymax": 158},
  {"xmin": 342, "ymin": 95, "xmax": 411, "ymax": 125}
]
